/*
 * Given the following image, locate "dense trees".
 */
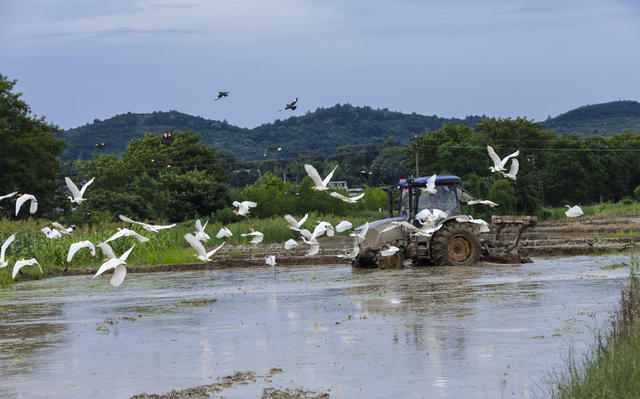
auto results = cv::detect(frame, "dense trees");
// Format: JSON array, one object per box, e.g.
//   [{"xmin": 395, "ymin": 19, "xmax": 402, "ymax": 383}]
[
  {"xmin": 0, "ymin": 74, "xmax": 66, "ymax": 217},
  {"xmin": 412, "ymin": 119, "xmax": 640, "ymax": 216}
]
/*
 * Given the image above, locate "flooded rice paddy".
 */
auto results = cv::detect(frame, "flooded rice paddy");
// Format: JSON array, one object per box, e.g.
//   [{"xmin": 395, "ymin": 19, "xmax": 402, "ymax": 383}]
[{"xmin": 0, "ymin": 254, "xmax": 633, "ymax": 398}]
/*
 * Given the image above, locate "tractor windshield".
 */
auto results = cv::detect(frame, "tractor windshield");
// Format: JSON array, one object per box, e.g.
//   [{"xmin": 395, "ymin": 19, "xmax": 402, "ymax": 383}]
[{"xmin": 417, "ymin": 185, "xmax": 459, "ymax": 214}]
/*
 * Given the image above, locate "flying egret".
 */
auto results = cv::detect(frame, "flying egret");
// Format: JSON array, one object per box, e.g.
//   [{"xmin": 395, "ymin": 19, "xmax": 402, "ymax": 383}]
[
  {"xmin": 421, "ymin": 174, "xmax": 437, "ymax": 194},
  {"xmin": 119, "ymin": 215, "xmax": 176, "ymax": 233},
  {"xmin": 416, "ymin": 208, "xmax": 448, "ymax": 225},
  {"xmin": 41, "ymin": 227, "xmax": 62, "ymax": 239},
  {"xmin": 216, "ymin": 227, "xmax": 233, "ymax": 239},
  {"xmin": 194, "ymin": 219, "xmax": 210, "ymax": 242},
  {"xmin": 455, "ymin": 215, "xmax": 490, "ymax": 232},
  {"xmin": 67, "ymin": 241, "xmax": 96, "ymax": 262},
  {"xmin": 97, "ymin": 242, "xmax": 118, "ymax": 260},
  {"xmin": 297, "ymin": 228, "xmax": 313, "ymax": 240},
  {"xmin": 265, "ymin": 255, "xmax": 278, "ymax": 274},
  {"xmin": 380, "ymin": 246, "xmax": 400, "ymax": 257},
  {"xmin": 330, "ymin": 192, "xmax": 365, "ymax": 204},
  {"xmin": 51, "ymin": 221, "xmax": 75, "ymax": 235},
  {"xmin": 232, "ymin": 201, "xmax": 257, "ymax": 216},
  {"xmin": 502, "ymin": 158, "xmax": 519, "ymax": 181},
  {"xmin": 284, "ymin": 239, "xmax": 298, "ymax": 250},
  {"xmin": 15, "ymin": 194, "xmax": 37, "ymax": 216},
  {"xmin": 65, "ymin": 176, "xmax": 95, "ymax": 204},
  {"xmin": 467, "ymin": 199, "xmax": 499, "ymax": 207},
  {"xmin": 284, "ymin": 214, "xmax": 308, "ymax": 230},
  {"xmin": 0, "ymin": 192, "xmax": 17, "ymax": 202},
  {"xmin": 565, "ymin": 205, "xmax": 584, "ymax": 218},
  {"xmin": 241, "ymin": 230, "xmax": 264, "ymax": 244},
  {"xmin": 93, "ymin": 245, "xmax": 135, "ymax": 287},
  {"xmin": 337, "ymin": 238, "xmax": 360, "ymax": 260},
  {"xmin": 304, "ymin": 164, "xmax": 337, "ymax": 191},
  {"xmin": 12, "ymin": 258, "xmax": 42, "ymax": 279},
  {"xmin": 487, "ymin": 146, "xmax": 519, "ymax": 174},
  {"xmin": 0, "ymin": 234, "xmax": 15, "ymax": 269},
  {"xmin": 104, "ymin": 228, "xmax": 150, "ymax": 243},
  {"xmin": 184, "ymin": 233, "xmax": 225, "ymax": 262},
  {"xmin": 335, "ymin": 221, "xmax": 353, "ymax": 233},
  {"xmin": 301, "ymin": 236, "xmax": 320, "ymax": 256},
  {"xmin": 311, "ymin": 222, "xmax": 334, "ymax": 240},
  {"xmin": 351, "ymin": 222, "xmax": 369, "ymax": 243}
]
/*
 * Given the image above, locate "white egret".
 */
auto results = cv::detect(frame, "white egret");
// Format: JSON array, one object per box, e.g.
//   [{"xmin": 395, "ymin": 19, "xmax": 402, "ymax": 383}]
[
  {"xmin": 0, "ymin": 234, "xmax": 15, "ymax": 269},
  {"xmin": 67, "ymin": 241, "xmax": 96, "ymax": 262},
  {"xmin": 41, "ymin": 227, "xmax": 62, "ymax": 239},
  {"xmin": 502, "ymin": 158, "xmax": 519, "ymax": 181},
  {"xmin": 232, "ymin": 200, "xmax": 257, "ymax": 216},
  {"xmin": 97, "ymin": 242, "xmax": 118, "ymax": 260},
  {"xmin": 241, "ymin": 230, "xmax": 264, "ymax": 244},
  {"xmin": 93, "ymin": 245, "xmax": 135, "ymax": 287},
  {"xmin": 184, "ymin": 233, "xmax": 225, "ymax": 262},
  {"xmin": 337, "ymin": 238, "xmax": 360, "ymax": 260},
  {"xmin": 304, "ymin": 164, "xmax": 337, "ymax": 191},
  {"xmin": 380, "ymin": 246, "xmax": 400, "ymax": 257},
  {"xmin": 284, "ymin": 213, "xmax": 308, "ymax": 230},
  {"xmin": 311, "ymin": 221, "xmax": 334, "ymax": 240},
  {"xmin": 194, "ymin": 219, "xmax": 210, "ymax": 242},
  {"xmin": 104, "ymin": 228, "xmax": 150, "ymax": 243},
  {"xmin": 467, "ymin": 199, "xmax": 499, "ymax": 207},
  {"xmin": 381, "ymin": 221, "xmax": 419, "ymax": 233},
  {"xmin": 15, "ymin": 194, "xmax": 37, "ymax": 216},
  {"xmin": 330, "ymin": 192, "xmax": 365, "ymax": 204},
  {"xmin": 51, "ymin": 221, "xmax": 75, "ymax": 235},
  {"xmin": 351, "ymin": 222, "xmax": 369, "ymax": 243},
  {"xmin": 487, "ymin": 146, "xmax": 519, "ymax": 174},
  {"xmin": 565, "ymin": 205, "xmax": 584, "ymax": 218},
  {"xmin": 0, "ymin": 192, "xmax": 17, "ymax": 202},
  {"xmin": 119, "ymin": 215, "xmax": 176, "ymax": 233},
  {"xmin": 216, "ymin": 227, "xmax": 233, "ymax": 239},
  {"xmin": 301, "ymin": 236, "xmax": 320, "ymax": 256},
  {"xmin": 65, "ymin": 176, "xmax": 95, "ymax": 204},
  {"xmin": 416, "ymin": 208, "xmax": 447, "ymax": 225},
  {"xmin": 284, "ymin": 239, "xmax": 298, "ymax": 250},
  {"xmin": 265, "ymin": 255, "xmax": 278, "ymax": 274},
  {"xmin": 335, "ymin": 221, "xmax": 353, "ymax": 233},
  {"xmin": 421, "ymin": 174, "xmax": 437, "ymax": 194},
  {"xmin": 12, "ymin": 258, "xmax": 42, "ymax": 279},
  {"xmin": 455, "ymin": 215, "xmax": 490, "ymax": 232}
]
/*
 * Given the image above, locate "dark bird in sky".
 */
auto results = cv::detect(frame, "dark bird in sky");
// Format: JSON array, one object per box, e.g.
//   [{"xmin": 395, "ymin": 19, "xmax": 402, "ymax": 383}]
[
  {"xmin": 360, "ymin": 170, "xmax": 373, "ymax": 180},
  {"xmin": 215, "ymin": 91, "xmax": 229, "ymax": 101},
  {"xmin": 263, "ymin": 147, "xmax": 284, "ymax": 157},
  {"xmin": 161, "ymin": 131, "xmax": 173, "ymax": 146},
  {"xmin": 284, "ymin": 97, "xmax": 298, "ymax": 111},
  {"xmin": 95, "ymin": 142, "xmax": 106, "ymax": 150}
]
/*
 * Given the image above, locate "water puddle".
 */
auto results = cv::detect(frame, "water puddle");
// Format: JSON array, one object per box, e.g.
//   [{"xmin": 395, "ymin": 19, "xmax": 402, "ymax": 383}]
[{"xmin": 0, "ymin": 254, "xmax": 631, "ymax": 398}]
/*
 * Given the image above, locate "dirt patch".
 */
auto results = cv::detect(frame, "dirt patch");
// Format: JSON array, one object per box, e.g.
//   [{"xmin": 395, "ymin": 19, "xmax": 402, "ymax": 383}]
[{"xmin": 130, "ymin": 369, "xmax": 330, "ymax": 399}]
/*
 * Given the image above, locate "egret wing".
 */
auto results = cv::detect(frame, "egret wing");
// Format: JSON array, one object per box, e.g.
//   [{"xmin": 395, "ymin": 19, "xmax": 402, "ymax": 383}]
[
  {"xmin": 65, "ymin": 177, "xmax": 81, "ymax": 199},
  {"xmin": 304, "ymin": 164, "xmax": 324, "ymax": 187},
  {"xmin": 185, "ymin": 233, "xmax": 207, "ymax": 258},
  {"xmin": 206, "ymin": 242, "xmax": 225, "ymax": 257},
  {"xmin": 1, "ymin": 234, "xmax": 15, "ymax": 261},
  {"xmin": 79, "ymin": 177, "xmax": 95, "ymax": 196},
  {"xmin": 487, "ymin": 145, "xmax": 501, "ymax": 168},
  {"xmin": 98, "ymin": 242, "xmax": 117, "ymax": 260},
  {"xmin": 322, "ymin": 165, "xmax": 338, "ymax": 187},
  {"xmin": 110, "ymin": 264, "xmax": 127, "ymax": 287}
]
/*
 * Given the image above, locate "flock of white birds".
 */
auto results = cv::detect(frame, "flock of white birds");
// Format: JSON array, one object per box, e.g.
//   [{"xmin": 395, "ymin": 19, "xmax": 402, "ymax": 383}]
[{"xmin": 0, "ymin": 148, "xmax": 585, "ymax": 284}]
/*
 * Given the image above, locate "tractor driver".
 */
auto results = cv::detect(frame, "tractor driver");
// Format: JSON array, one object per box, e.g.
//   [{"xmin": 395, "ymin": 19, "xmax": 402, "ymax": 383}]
[{"xmin": 426, "ymin": 193, "xmax": 438, "ymax": 209}]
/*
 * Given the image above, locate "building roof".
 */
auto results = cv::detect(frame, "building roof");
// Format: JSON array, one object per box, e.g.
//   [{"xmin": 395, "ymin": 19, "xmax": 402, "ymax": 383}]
[{"xmin": 398, "ymin": 175, "xmax": 460, "ymax": 188}]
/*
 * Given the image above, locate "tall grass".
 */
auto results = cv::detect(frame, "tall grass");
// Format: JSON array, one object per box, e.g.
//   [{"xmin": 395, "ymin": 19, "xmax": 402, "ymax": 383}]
[
  {"xmin": 0, "ymin": 211, "xmax": 378, "ymax": 285},
  {"xmin": 553, "ymin": 255, "xmax": 640, "ymax": 398}
]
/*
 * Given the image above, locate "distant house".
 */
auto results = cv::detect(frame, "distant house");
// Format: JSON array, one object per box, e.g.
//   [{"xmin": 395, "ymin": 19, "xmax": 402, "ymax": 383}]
[{"xmin": 329, "ymin": 181, "xmax": 363, "ymax": 196}]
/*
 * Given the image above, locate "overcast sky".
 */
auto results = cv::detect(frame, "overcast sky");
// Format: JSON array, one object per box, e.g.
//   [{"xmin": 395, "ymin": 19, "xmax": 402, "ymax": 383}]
[{"xmin": 1, "ymin": 0, "xmax": 639, "ymax": 129}]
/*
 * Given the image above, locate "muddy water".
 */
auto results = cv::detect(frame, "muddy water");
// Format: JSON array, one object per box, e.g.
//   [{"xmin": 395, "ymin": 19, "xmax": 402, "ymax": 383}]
[{"xmin": 0, "ymin": 255, "xmax": 632, "ymax": 398}]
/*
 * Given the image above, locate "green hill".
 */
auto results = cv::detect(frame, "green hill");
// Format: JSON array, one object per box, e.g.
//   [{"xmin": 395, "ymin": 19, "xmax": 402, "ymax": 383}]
[
  {"xmin": 543, "ymin": 100, "xmax": 640, "ymax": 136},
  {"xmin": 63, "ymin": 104, "xmax": 484, "ymax": 160}
]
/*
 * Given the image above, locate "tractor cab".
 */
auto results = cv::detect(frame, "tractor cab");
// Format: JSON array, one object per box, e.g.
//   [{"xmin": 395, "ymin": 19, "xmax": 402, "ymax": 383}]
[{"xmin": 396, "ymin": 175, "xmax": 462, "ymax": 220}]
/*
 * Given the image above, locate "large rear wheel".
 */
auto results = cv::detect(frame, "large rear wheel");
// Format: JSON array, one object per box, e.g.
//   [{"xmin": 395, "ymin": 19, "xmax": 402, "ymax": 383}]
[{"xmin": 431, "ymin": 222, "xmax": 480, "ymax": 266}]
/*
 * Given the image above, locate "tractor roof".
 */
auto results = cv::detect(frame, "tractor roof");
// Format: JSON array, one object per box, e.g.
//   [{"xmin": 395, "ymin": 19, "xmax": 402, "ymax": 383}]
[{"xmin": 398, "ymin": 175, "xmax": 460, "ymax": 188}]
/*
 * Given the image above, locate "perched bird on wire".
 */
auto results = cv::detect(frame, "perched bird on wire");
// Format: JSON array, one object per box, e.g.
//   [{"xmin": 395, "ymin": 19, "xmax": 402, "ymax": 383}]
[{"xmin": 215, "ymin": 91, "xmax": 229, "ymax": 101}]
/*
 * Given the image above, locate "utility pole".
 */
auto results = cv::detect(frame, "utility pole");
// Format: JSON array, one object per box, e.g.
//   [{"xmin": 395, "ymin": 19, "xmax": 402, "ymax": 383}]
[{"xmin": 409, "ymin": 135, "xmax": 419, "ymax": 177}]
